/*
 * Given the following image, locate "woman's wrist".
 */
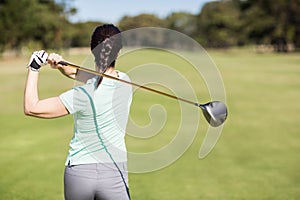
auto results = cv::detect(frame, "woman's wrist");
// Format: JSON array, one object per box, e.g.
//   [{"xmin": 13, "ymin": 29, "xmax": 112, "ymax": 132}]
[{"xmin": 28, "ymin": 66, "xmax": 40, "ymax": 72}]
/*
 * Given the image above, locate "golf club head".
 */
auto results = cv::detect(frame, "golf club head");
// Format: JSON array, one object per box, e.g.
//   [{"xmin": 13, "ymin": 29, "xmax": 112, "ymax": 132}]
[{"xmin": 200, "ymin": 101, "xmax": 228, "ymax": 127}]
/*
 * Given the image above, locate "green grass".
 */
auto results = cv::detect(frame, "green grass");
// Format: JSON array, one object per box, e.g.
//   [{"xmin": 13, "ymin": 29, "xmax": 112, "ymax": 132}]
[{"xmin": 0, "ymin": 48, "xmax": 300, "ymax": 199}]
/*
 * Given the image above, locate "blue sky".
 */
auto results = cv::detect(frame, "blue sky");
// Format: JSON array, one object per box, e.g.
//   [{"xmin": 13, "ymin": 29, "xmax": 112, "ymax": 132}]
[{"xmin": 69, "ymin": 0, "xmax": 214, "ymax": 23}]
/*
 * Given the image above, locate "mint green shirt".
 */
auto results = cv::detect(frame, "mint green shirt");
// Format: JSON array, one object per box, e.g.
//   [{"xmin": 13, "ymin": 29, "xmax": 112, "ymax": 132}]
[{"xmin": 59, "ymin": 71, "xmax": 132, "ymax": 166}]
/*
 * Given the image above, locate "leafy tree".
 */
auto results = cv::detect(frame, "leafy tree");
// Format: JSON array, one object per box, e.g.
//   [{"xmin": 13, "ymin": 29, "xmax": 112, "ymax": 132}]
[
  {"xmin": 196, "ymin": 0, "xmax": 241, "ymax": 48},
  {"xmin": 68, "ymin": 21, "xmax": 103, "ymax": 47},
  {"xmin": 0, "ymin": 0, "xmax": 75, "ymax": 52},
  {"xmin": 118, "ymin": 14, "xmax": 167, "ymax": 31},
  {"xmin": 118, "ymin": 14, "xmax": 167, "ymax": 47},
  {"xmin": 166, "ymin": 12, "xmax": 197, "ymax": 37},
  {"xmin": 238, "ymin": 0, "xmax": 300, "ymax": 51}
]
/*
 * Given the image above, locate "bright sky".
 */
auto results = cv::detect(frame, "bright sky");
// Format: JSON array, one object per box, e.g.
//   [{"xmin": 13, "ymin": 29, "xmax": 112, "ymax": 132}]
[{"xmin": 69, "ymin": 0, "xmax": 214, "ymax": 23}]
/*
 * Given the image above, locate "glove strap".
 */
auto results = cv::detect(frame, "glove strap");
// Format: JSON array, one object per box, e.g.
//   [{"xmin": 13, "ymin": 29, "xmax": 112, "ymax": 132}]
[
  {"xmin": 30, "ymin": 59, "xmax": 41, "ymax": 69},
  {"xmin": 28, "ymin": 67, "xmax": 39, "ymax": 72},
  {"xmin": 28, "ymin": 59, "xmax": 41, "ymax": 72}
]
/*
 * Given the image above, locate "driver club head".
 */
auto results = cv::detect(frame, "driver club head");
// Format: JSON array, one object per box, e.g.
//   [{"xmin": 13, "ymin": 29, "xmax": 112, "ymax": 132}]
[{"xmin": 200, "ymin": 101, "xmax": 228, "ymax": 127}]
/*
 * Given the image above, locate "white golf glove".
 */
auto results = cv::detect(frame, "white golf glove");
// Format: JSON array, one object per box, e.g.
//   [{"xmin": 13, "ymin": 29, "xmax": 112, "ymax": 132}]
[{"xmin": 28, "ymin": 50, "xmax": 48, "ymax": 71}]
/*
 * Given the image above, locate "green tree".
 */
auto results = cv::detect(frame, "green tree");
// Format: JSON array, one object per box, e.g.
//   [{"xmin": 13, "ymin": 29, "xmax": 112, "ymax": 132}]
[
  {"xmin": 0, "ymin": 0, "xmax": 75, "ymax": 52},
  {"xmin": 196, "ymin": 0, "xmax": 241, "ymax": 48},
  {"xmin": 238, "ymin": 0, "xmax": 300, "ymax": 51},
  {"xmin": 166, "ymin": 12, "xmax": 197, "ymax": 37},
  {"xmin": 68, "ymin": 21, "xmax": 103, "ymax": 47},
  {"xmin": 118, "ymin": 14, "xmax": 167, "ymax": 47},
  {"xmin": 118, "ymin": 14, "xmax": 166, "ymax": 31}
]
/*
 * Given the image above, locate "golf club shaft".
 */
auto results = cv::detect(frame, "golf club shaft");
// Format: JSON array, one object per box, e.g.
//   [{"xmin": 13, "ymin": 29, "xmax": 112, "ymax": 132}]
[{"xmin": 58, "ymin": 61, "xmax": 201, "ymax": 107}]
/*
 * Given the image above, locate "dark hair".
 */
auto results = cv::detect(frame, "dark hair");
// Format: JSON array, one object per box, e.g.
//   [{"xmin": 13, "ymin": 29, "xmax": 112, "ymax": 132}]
[{"xmin": 90, "ymin": 24, "xmax": 122, "ymax": 73}]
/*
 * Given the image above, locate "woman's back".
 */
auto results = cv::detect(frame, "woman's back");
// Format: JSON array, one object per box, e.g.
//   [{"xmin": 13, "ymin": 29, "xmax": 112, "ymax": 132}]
[{"xmin": 60, "ymin": 72, "xmax": 132, "ymax": 165}]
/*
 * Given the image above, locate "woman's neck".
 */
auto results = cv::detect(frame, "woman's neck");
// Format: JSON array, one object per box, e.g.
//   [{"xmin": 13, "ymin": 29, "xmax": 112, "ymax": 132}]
[{"xmin": 105, "ymin": 67, "xmax": 118, "ymax": 77}]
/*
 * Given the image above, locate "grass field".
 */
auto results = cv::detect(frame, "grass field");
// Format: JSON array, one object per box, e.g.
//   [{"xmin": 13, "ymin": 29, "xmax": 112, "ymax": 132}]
[{"xmin": 0, "ymin": 48, "xmax": 299, "ymax": 199}]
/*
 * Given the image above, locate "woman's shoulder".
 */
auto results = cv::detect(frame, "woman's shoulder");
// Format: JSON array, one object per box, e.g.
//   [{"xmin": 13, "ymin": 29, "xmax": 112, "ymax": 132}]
[
  {"xmin": 72, "ymin": 76, "xmax": 98, "ymax": 94},
  {"xmin": 117, "ymin": 71, "xmax": 130, "ymax": 81}
]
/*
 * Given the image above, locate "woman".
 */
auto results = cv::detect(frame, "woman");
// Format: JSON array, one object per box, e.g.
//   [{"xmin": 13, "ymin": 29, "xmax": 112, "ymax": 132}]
[{"xmin": 24, "ymin": 24, "xmax": 132, "ymax": 200}]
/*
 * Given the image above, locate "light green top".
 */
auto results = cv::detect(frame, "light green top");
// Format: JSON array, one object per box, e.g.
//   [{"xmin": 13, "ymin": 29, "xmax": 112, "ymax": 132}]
[{"xmin": 59, "ymin": 71, "xmax": 132, "ymax": 166}]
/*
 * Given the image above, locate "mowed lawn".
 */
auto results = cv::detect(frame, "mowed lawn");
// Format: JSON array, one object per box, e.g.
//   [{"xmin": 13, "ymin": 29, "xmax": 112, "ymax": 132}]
[{"xmin": 0, "ymin": 48, "xmax": 299, "ymax": 200}]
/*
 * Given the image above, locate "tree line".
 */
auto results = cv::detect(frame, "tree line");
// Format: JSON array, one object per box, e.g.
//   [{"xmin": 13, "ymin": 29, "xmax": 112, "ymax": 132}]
[{"xmin": 0, "ymin": 0, "xmax": 299, "ymax": 54}]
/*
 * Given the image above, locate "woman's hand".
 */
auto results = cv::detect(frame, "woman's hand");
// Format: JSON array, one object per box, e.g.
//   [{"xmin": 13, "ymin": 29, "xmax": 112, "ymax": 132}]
[
  {"xmin": 47, "ymin": 53, "xmax": 77, "ymax": 79},
  {"xmin": 27, "ymin": 50, "xmax": 48, "ymax": 71},
  {"xmin": 47, "ymin": 53, "xmax": 64, "ymax": 69}
]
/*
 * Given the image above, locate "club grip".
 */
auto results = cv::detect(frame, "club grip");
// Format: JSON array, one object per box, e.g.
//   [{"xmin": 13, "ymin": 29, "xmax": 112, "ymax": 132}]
[{"xmin": 58, "ymin": 61, "xmax": 68, "ymax": 66}]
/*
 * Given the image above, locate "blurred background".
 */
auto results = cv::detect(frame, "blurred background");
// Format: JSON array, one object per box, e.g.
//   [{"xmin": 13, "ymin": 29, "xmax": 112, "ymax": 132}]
[
  {"xmin": 0, "ymin": 0, "xmax": 299, "ymax": 55},
  {"xmin": 0, "ymin": 0, "xmax": 300, "ymax": 199}
]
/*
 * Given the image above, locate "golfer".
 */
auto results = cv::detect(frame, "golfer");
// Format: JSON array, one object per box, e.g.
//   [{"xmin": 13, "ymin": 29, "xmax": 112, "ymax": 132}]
[{"xmin": 24, "ymin": 24, "xmax": 132, "ymax": 200}]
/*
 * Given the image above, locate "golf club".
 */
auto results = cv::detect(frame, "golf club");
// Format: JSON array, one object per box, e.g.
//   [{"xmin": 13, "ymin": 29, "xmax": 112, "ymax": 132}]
[{"xmin": 57, "ymin": 61, "xmax": 228, "ymax": 127}]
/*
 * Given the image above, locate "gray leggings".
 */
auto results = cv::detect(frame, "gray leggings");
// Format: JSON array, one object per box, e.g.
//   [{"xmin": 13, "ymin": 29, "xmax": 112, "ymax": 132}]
[{"xmin": 64, "ymin": 163, "xmax": 130, "ymax": 200}]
